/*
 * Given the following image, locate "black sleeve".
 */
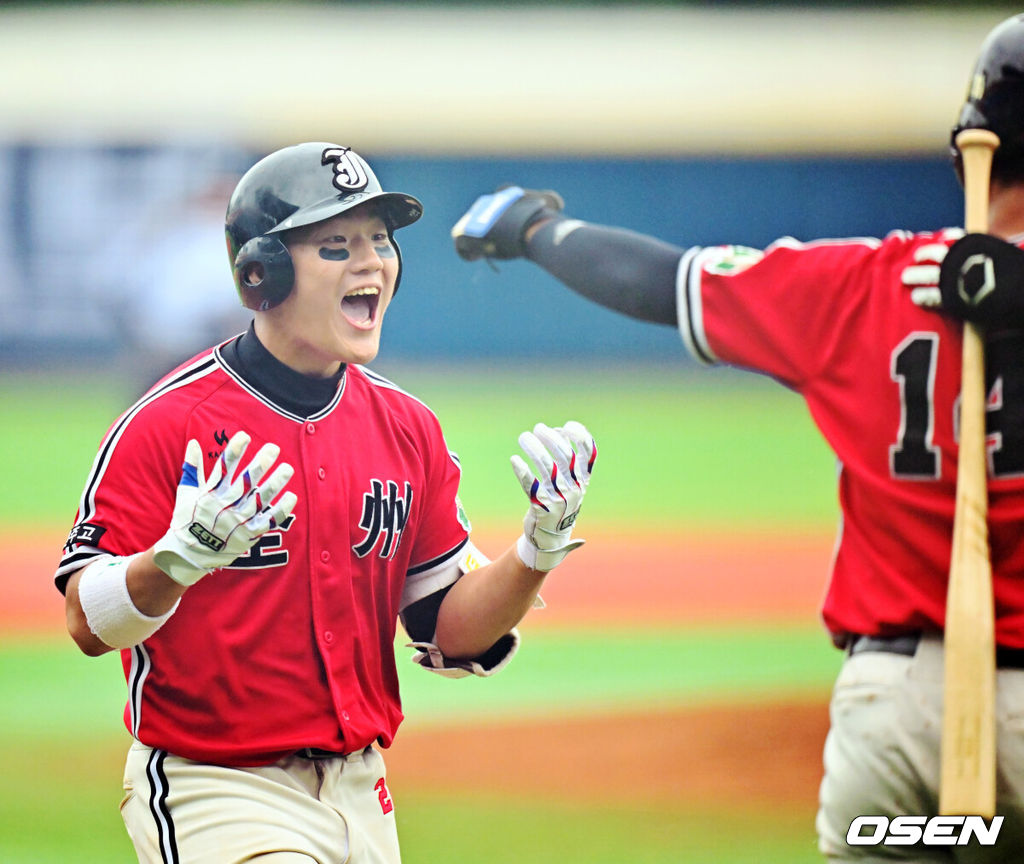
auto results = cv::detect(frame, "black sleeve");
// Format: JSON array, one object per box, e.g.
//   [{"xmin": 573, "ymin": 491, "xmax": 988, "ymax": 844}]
[
  {"xmin": 400, "ymin": 582, "xmax": 516, "ymax": 669},
  {"xmin": 524, "ymin": 217, "xmax": 685, "ymax": 326},
  {"xmin": 400, "ymin": 583, "xmax": 454, "ymax": 643}
]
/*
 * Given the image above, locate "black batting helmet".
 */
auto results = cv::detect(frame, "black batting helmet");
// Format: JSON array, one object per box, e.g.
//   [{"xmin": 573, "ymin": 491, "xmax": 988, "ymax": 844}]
[
  {"xmin": 951, "ymin": 14, "xmax": 1024, "ymax": 183},
  {"xmin": 225, "ymin": 143, "xmax": 423, "ymax": 311}
]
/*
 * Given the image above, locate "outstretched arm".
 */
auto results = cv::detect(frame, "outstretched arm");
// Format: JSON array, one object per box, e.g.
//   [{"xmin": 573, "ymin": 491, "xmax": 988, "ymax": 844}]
[{"xmin": 452, "ymin": 186, "xmax": 683, "ymax": 326}]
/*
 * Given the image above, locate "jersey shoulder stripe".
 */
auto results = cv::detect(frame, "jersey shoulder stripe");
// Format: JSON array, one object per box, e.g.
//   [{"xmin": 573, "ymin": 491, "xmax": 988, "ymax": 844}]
[
  {"xmin": 765, "ymin": 235, "xmax": 884, "ymax": 253},
  {"xmin": 356, "ymin": 365, "xmax": 432, "ymax": 411},
  {"xmin": 355, "ymin": 366, "xmax": 463, "ymax": 470},
  {"xmin": 76, "ymin": 353, "xmax": 220, "ymax": 525},
  {"xmin": 55, "ymin": 354, "xmax": 223, "ymax": 588}
]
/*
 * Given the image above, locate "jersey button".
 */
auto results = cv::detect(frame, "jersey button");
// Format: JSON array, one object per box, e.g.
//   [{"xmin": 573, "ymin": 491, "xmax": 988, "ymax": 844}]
[
  {"xmin": 305, "ymin": 422, "xmax": 316, "ymax": 435},
  {"xmin": 324, "ymin": 630, "xmax": 334, "ymax": 644},
  {"xmin": 320, "ymin": 550, "xmax": 331, "ymax": 563},
  {"xmin": 318, "ymin": 467, "xmax": 326, "ymax": 480}
]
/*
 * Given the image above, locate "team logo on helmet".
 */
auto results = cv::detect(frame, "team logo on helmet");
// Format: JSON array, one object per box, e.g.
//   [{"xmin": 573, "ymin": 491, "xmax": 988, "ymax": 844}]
[{"xmin": 322, "ymin": 147, "xmax": 369, "ymax": 192}]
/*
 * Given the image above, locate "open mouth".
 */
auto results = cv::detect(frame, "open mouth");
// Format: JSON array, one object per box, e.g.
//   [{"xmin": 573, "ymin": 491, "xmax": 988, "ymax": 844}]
[{"xmin": 341, "ymin": 287, "xmax": 380, "ymax": 328}]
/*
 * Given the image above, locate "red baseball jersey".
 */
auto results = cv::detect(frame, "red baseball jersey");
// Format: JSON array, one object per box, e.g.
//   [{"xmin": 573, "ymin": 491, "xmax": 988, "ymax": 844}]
[
  {"xmin": 677, "ymin": 231, "xmax": 1024, "ymax": 648},
  {"xmin": 57, "ymin": 345, "xmax": 471, "ymax": 766}
]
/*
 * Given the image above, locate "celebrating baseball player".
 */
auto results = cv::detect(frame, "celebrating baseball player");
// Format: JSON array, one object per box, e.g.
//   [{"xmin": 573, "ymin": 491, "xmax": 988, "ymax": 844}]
[
  {"xmin": 451, "ymin": 15, "xmax": 1024, "ymax": 863},
  {"xmin": 57, "ymin": 142, "xmax": 596, "ymax": 863}
]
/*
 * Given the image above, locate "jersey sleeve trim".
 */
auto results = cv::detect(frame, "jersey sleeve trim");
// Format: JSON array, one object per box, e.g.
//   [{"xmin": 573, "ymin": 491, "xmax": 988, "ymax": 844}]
[
  {"xmin": 55, "ymin": 546, "xmax": 108, "ymax": 594},
  {"xmin": 402, "ymin": 537, "xmax": 474, "ymax": 611},
  {"xmin": 675, "ymin": 246, "xmax": 718, "ymax": 365},
  {"xmin": 407, "ymin": 537, "xmax": 468, "ymax": 576}
]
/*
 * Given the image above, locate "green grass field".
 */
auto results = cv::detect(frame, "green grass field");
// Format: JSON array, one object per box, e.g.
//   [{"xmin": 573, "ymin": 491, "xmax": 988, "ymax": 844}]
[
  {"xmin": 6, "ymin": 362, "xmax": 838, "ymax": 531},
  {"xmin": 2, "ymin": 364, "xmax": 838, "ymax": 863}
]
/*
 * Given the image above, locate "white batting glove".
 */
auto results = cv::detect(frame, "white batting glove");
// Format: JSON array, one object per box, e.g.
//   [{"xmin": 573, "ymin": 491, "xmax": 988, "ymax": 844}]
[
  {"xmin": 900, "ymin": 229, "xmax": 964, "ymax": 308},
  {"xmin": 511, "ymin": 421, "xmax": 596, "ymax": 572},
  {"xmin": 152, "ymin": 431, "xmax": 297, "ymax": 587}
]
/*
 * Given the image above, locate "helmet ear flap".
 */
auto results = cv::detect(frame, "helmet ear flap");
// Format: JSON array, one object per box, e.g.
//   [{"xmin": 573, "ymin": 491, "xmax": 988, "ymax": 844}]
[{"xmin": 233, "ymin": 235, "xmax": 295, "ymax": 311}]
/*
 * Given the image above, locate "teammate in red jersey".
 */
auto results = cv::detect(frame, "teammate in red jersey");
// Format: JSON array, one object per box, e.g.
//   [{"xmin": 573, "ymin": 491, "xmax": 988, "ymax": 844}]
[
  {"xmin": 57, "ymin": 142, "xmax": 596, "ymax": 864},
  {"xmin": 451, "ymin": 15, "xmax": 1024, "ymax": 863}
]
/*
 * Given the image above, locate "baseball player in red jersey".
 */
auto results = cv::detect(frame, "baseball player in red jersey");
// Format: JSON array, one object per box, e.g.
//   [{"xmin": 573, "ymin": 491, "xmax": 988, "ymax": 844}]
[
  {"xmin": 57, "ymin": 142, "xmax": 596, "ymax": 864},
  {"xmin": 450, "ymin": 16, "xmax": 1024, "ymax": 863}
]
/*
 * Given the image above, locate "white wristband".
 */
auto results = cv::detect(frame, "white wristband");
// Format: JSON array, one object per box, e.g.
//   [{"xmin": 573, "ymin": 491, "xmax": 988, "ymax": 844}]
[
  {"xmin": 515, "ymin": 533, "xmax": 584, "ymax": 572},
  {"xmin": 77, "ymin": 555, "xmax": 179, "ymax": 649}
]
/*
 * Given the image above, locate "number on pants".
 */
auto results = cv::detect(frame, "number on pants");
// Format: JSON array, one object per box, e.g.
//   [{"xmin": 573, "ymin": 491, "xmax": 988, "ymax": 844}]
[{"xmin": 375, "ymin": 777, "xmax": 394, "ymax": 815}]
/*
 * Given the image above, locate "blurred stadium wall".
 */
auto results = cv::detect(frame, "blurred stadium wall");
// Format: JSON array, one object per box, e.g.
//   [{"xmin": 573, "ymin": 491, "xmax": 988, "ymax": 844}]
[{"xmin": 0, "ymin": 3, "xmax": 1009, "ymax": 366}]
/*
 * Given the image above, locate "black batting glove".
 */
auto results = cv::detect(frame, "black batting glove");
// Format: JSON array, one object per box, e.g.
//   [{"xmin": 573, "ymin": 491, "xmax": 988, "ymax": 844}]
[
  {"xmin": 939, "ymin": 233, "xmax": 1024, "ymax": 326},
  {"xmin": 451, "ymin": 186, "xmax": 565, "ymax": 261}
]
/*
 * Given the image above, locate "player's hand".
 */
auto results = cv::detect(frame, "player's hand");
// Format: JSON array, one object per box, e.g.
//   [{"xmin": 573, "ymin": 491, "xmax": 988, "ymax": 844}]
[
  {"xmin": 902, "ymin": 230, "xmax": 1024, "ymax": 326},
  {"xmin": 451, "ymin": 186, "xmax": 564, "ymax": 261},
  {"xmin": 901, "ymin": 229, "xmax": 964, "ymax": 309},
  {"xmin": 152, "ymin": 431, "xmax": 297, "ymax": 587},
  {"xmin": 511, "ymin": 421, "xmax": 596, "ymax": 572},
  {"xmin": 938, "ymin": 233, "xmax": 1024, "ymax": 326}
]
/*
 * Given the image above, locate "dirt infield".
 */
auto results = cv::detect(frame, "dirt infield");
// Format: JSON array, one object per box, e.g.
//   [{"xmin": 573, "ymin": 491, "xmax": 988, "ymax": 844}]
[
  {"xmin": 388, "ymin": 699, "xmax": 829, "ymax": 811},
  {"xmin": 11, "ymin": 527, "xmax": 834, "ymax": 632},
  {"xmin": 6, "ymin": 527, "xmax": 834, "ymax": 812}
]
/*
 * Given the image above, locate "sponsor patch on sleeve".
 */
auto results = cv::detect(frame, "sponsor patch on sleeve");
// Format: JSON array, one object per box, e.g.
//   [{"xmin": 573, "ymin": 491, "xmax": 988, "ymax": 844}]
[
  {"xmin": 700, "ymin": 244, "xmax": 764, "ymax": 276},
  {"xmin": 458, "ymin": 543, "xmax": 490, "ymax": 574},
  {"xmin": 64, "ymin": 522, "xmax": 107, "ymax": 551},
  {"xmin": 454, "ymin": 495, "xmax": 472, "ymax": 533}
]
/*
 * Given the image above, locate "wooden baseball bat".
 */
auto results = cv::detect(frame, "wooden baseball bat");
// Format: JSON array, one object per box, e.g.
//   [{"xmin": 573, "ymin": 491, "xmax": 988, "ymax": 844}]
[{"xmin": 940, "ymin": 127, "xmax": 1000, "ymax": 817}]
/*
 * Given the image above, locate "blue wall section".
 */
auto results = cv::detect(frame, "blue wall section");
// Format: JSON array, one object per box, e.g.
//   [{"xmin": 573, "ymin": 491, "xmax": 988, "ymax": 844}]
[
  {"xmin": 0, "ymin": 147, "xmax": 966, "ymax": 364},
  {"xmin": 373, "ymin": 155, "xmax": 965, "ymax": 361}
]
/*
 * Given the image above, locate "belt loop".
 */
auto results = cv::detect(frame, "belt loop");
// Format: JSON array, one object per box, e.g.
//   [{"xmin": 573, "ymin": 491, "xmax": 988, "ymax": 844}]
[
  {"xmin": 848, "ymin": 633, "xmax": 922, "ymax": 658},
  {"xmin": 296, "ymin": 747, "xmax": 348, "ymax": 760}
]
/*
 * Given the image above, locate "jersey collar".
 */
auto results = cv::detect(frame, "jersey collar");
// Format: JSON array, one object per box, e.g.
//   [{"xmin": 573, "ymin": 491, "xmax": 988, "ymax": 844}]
[{"xmin": 219, "ymin": 323, "xmax": 346, "ymax": 419}]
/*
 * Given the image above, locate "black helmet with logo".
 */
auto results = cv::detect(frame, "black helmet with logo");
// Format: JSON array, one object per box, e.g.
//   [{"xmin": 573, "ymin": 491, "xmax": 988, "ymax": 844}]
[
  {"xmin": 951, "ymin": 15, "xmax": 1024, "ymax": 183},
  {"xmin": 225, "ymin": 143, "xmax": 423, "ymax": 310}
]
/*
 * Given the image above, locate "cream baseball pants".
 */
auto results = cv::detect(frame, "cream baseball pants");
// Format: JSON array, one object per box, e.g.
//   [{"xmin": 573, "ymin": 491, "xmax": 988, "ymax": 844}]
[
  {"xmin": 816, "ymin": 633, "xmax": 1024, "ymax": 863},
  {"xmin": 120, "ymin": 741, "xmax": 400, "ymax": 863}
]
